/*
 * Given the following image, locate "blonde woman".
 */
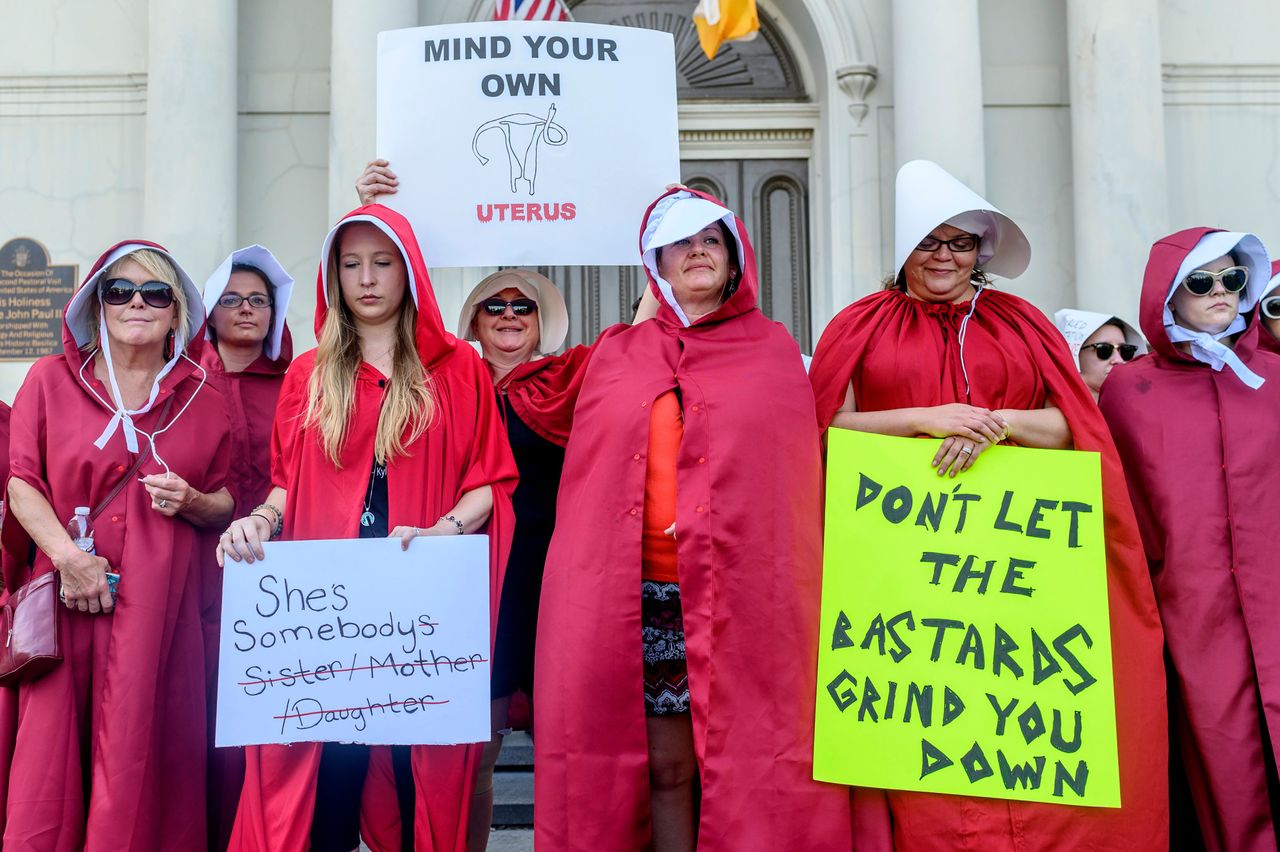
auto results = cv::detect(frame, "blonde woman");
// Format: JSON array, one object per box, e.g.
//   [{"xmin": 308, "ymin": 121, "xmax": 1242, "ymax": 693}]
[
  {"xmin": 218, "ymin": 207, "xmax": 516, "ymax": 852},
  {"xmin": 1, "ymin": 240, "xmax": 233, "ymax": 850}
]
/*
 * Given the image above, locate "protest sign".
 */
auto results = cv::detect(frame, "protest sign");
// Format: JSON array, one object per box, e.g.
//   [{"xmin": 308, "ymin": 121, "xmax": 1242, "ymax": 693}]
[
  {"xmin": 376, "ymin": 21, "xmax": 680, "ymax": 267},
  {"xmin": 216, "ymin": 536, "xmax": 491, "ymax": 747},
  {"xmin": 813, "ymin": 430, "xmax": 1119, "ymax": 807}
]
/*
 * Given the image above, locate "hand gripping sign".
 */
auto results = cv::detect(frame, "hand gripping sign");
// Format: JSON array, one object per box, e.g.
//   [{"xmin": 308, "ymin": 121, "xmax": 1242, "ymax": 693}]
[
  {"xmin": 216, "ymin": 536, "xmax": 491, "ymax": 746},
  {"xmin": 813, "ymin": 430, "xmax": 1121, "ymax": 807},
  {"xmin": 376, "ymin": 21, "xmax": 680, "ymax": 267}
]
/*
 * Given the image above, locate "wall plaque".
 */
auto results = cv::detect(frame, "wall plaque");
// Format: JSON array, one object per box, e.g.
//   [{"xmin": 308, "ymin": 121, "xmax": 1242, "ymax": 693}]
[{"xmin": 0, "ymin": 238, "xmax": 78, "ymax": 361}]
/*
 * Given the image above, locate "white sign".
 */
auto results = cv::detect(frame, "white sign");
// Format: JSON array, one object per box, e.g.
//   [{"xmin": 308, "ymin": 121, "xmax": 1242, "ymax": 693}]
[
  {"xmin": 215, "ymin": 536, "xmax": 491, "ymax": 747},
  {"xmin": 376, "ymin": 21, "xmax": 681, "ymax": 267}
]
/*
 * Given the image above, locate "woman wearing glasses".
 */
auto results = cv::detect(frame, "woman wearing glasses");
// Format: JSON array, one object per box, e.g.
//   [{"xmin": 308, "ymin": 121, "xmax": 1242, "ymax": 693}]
[
  {"xmin": 0, "ymin": 241, "xmax": 234, "ymax": 849},
  {"xmin": 1099, "ymin": 228, "xmax": 1280, "ymax": 851},
  {"xmin": 808, "ymin": 161, "xmax": 1167, "ymax": 849},
  {"xmin": 455, "ymin": 269, "xmax": 568, "ymax": 850},
  {"xmin": 1053, "ymin": 310, "xmax": 1147, "ymax": 399},
  {"xmin": 199, "ymin": 246, "xmax": 295, "ymax": 850}
]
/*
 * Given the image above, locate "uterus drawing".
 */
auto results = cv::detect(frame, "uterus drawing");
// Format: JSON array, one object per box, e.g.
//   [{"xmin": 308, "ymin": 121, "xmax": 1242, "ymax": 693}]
[{"xmin": 471, "ymin": 104, "xmax": 569, "ymax": 196}]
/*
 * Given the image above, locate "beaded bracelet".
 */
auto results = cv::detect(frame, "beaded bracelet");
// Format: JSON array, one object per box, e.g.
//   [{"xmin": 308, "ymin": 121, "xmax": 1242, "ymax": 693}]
[
  {"xmin": 440, "ymin": 514, "xmax": 464, "ymax": 535},
  {"xmin": 253, "ymin": 503, "xmax": 284, "ymax": 539}
]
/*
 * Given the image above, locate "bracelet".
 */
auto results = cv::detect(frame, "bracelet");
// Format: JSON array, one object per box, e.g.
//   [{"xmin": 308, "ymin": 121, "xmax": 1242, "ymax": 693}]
[
  {"xmin": 249, "ymin": 513, "xmax": 276, "ymax": 540},
  {"xmin": 440, "ymin": 514, "xmax": 464, "ymax": 535},
  {"xmin": 253, "ymin": 503, "xmax": 284, "ymax": 539}
]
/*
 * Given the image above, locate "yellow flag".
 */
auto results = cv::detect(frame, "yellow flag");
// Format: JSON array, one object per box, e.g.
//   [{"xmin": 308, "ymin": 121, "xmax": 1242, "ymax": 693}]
[{"xmin": 693, "ymin": 0, "xmax": 759, "ymax": 61}]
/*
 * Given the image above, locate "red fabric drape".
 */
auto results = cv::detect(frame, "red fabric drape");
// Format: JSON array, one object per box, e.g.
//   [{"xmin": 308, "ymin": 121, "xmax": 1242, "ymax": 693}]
[
  {"xmin": 1100, "ymin": 227, "xmax": 1280, "ymax": 852},
  {"xmin": 0, "ymin": 240, "xmax": 232, "ymax": 851},
  {"xmin": 521, "ymin": 189, "xmax": 852, "ymax": 850},
  {"xmin": 809, "ymin": 287, "xmax": 1168, "ymax": 851},
  {"xmin": 226, "ymin": 206, "xmax": 516, "ymax": 852}
]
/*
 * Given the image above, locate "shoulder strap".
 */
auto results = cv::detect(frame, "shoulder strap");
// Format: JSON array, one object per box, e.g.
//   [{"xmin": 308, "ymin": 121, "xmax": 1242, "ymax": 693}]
[{"xmin": 89, "ymin": 394, "xmax": 177, "ymax": 522}]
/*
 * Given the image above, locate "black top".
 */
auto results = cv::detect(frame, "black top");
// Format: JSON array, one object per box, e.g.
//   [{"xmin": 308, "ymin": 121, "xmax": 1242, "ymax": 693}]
[
  {"xmin": 359, "ymin": 459, "xmax": 388, "ymax": 539},
  {"xmin": 504, "ymin": 395, "xmax": 565, "ymax": 531}
]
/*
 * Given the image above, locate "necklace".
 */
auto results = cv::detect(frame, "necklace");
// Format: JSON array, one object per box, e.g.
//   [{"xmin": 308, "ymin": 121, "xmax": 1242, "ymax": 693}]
[{"xmin": 360, "ymin": 460, "xmax": 384, "ymax": 527}]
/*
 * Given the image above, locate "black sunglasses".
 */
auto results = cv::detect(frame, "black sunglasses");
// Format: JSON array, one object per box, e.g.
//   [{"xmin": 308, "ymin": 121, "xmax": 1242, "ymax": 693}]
[
  {"xmin": 100, "ymin": 278, "xmax": 175, "ymax": 309},
  {"xmin": 480, "ymin": 297, "xmax": 537, "ymax": 316},
  {"xmin": 1083, "ymin": 342, "xmax": 1139, "ymax": 362},
  {"xmin": 1180, "ymin": 266, "xmax": 1249, "ymax": 296},
  {"xmin": 1261, "ymin": 296, "xmax": 1280, "ymax": 320}
]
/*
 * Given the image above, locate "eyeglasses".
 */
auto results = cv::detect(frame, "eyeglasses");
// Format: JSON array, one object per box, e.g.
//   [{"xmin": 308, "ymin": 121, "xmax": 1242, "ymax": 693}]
[
  {"xmin": 217, "ymin": 293, "xmax": 273, "ymax": 310},
  {"xmin": 1180, "ymin": 266, "xmax": 1249, "ymax": 296},
  {"xmin": 480, "ymin": 297, "xmax": 538, "ymax": 316},
  {"xmin": 1261, "ymin": 296, "xmax": 1280, "ymax": 320},
  {"xmin": 1082, "ymin": 342, "xmax": 1139, "ymax": 362},
  {"xmin": 100, "ymin": 278, "xmax": 175, "ymax": 309},
  {"xmin": 914, "ymin": 234, "xmax": 979, "ymax": 254}
]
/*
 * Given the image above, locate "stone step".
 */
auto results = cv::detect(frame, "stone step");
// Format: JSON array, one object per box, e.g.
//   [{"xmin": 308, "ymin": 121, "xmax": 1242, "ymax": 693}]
[
  {"xmin": 496, "ymin": 730, "xmax": 534, "ymax": 768},
  {"xmin": 485, "ymin": 828, "xmax": 534, "ymax": 851},
  {"xmin": 493, "ymin": 769, "xmax": 533, "ymax": 827}
]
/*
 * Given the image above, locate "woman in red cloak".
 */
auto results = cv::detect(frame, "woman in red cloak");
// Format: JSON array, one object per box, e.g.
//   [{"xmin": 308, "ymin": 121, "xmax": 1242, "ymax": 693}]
[
  {"xmin": 218, "ymin": 205, "xmax": 516, "ymax": 852},
  {"xmin": 1099, "ymin": 228, "xmax": 1280, "ymax": 852},
  {"xmin": 199, "ymin": 245, "xmax": 296, "ymax": 850},
  {"xmin": 0, "ymin": 241, "xmax": 235, "ymax": 850},
  {"xmin": 511, "ymin": 188, "xmax": 851, "ymax": 850},
  {"xmin": 808, "ymin": 161, "xmax": 1168, "ymax": 850}
]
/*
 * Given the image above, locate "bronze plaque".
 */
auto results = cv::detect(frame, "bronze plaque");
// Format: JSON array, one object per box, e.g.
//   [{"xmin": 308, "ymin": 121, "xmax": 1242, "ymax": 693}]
[{"xmin": 0, "ymin": 238, "xmax": 78, "ymax": 361}]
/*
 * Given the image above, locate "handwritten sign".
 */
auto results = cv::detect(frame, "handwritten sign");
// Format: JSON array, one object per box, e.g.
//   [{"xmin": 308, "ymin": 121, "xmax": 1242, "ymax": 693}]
[
  {"xmin": 376, "ymin": 21, "xmax": 680, "ymax": 267},
  {"xmin": 813, "ymin": 430, "xmax": 1119, "ymax": 807},
  {"xmin": 216, "ymin": 536, "xmax": 491, "ymax": 747}
]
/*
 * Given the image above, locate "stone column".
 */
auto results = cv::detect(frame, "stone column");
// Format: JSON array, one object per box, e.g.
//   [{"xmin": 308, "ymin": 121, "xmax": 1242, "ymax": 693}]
[
  {"xmin": 1067, "ymin": 0, "xmax": 1167, "ymax": 321},
  {"xmin": 328, "ymin": 0, "xmax": 418, "ymax": 221},
  {"xmin": 891, "ymin": 0, "xmax": 987, "ymax": 192},
  {"xmin": 143, "ymin": 0, "xmax": 238, "ymax": 278}
]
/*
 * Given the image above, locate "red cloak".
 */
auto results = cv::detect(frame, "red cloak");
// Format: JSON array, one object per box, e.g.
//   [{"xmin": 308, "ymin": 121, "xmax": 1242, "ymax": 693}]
[
  {"xmin": 227, "ymin": 205, "xmax": 516, "ymax": 852},
  {"xmin": 198, "ymin": 307, "xmax": 293, "ymax": 851},
  {"xmin": 809, "ymin": 287, "xmax": 1168, "ymax": 851},
  {"xmin": 516, "ymin": 189, "xmax": 852, "ymax": 850},
  {"xmin": 1099, "ymin": 227, "xmax": 1280, "ymax": 852},
  {"xmin": 0, "ymin": 240, "xmax": 233, "ymax": 850}
]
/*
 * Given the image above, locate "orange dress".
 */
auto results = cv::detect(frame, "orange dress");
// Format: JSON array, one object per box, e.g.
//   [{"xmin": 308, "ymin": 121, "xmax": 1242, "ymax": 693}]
[{"xmin": 641, "ymin": 390, "xmax": 682, "ymax": 583}]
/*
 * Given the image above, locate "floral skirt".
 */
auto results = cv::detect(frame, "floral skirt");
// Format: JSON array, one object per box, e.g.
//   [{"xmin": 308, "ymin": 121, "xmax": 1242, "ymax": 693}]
[{"xmin": 641, "ymin": 580, "xmax": 691, "ymax": 716}]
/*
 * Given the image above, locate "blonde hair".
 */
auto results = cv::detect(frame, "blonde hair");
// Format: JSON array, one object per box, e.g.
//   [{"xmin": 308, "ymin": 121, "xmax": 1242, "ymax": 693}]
[
  {"xmin": 82, "ymin": 248, "xmax": 191, "ymax": 352},
  {"xmin": 304, "ymin": 227, "xmax": 436, "ymax": 466}
]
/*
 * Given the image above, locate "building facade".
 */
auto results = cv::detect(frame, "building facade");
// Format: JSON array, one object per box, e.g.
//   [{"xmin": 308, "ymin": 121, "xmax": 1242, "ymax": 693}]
[{"xmin": 2, "ymin": 0, "xmax": 1279, "ymax": 398}]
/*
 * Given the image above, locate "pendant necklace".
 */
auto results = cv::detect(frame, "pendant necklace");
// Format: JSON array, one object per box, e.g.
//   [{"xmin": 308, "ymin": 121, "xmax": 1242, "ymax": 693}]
[{"xmin": 360, "ymin": 461, "xmax": 380, "ymax": 527}]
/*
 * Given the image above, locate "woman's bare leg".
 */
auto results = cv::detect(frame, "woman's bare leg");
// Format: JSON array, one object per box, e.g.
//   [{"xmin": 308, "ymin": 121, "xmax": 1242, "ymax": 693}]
[
  {"xmin": 646, "ymin": 713, "xmax": 698, "ymax": 852},
  {"xmin": 467, "ymin": 695, "xmax": 512, "ymax": 852}
]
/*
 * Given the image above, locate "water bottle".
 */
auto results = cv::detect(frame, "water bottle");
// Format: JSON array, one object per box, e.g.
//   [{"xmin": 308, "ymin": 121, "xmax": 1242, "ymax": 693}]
[
  {"xmin": 67, "ymin": 507, "xmax": 94, "ymax": 553},
  {"xmin": 67, "ymin": 507, "xmax": 119, "ymax": 602}
]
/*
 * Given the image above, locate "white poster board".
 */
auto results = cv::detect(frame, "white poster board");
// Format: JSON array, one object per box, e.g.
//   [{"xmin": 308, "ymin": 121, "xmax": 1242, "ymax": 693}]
[
  {"xmin": 215, "ymin": 536, "xmax": 491, "ymax": 747},
  {"xmin": 376, "ymin": 21, "xmax": 681, "ymax": 267}
]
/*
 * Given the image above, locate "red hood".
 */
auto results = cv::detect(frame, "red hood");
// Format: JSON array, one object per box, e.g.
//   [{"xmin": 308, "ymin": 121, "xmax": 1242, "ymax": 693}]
[
  {"xmin": 637, "ymin": 187, "xmax": 759, "ymax": 329},
  {"xmin": 1139, "ymin": 226, "xmax": 1269, "ymax": 365},
  {"xmin": 316, "ymin": 205, "xmax": 456, "ymax": 370}
]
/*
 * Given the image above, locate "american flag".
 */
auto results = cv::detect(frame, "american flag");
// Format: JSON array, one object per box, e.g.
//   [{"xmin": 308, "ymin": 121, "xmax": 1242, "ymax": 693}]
[{"xmin": 492, "ymin": 0, "xmax": 573, "ymax": 22}]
